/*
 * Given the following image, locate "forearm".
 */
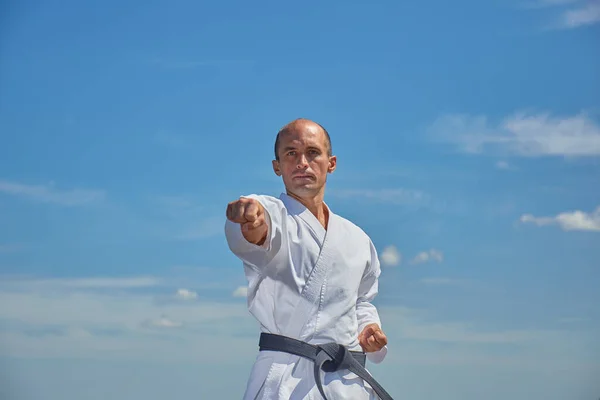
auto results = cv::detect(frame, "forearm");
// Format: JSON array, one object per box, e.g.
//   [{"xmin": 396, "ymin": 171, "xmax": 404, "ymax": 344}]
[
  {"xmin": 356, "ymin": 301, "xmax": 381, "ymax": 333},
  {"xmin": 242, "ymin": 223, "xmax": 268, "ymax": 245},
  {"xmin": 224, "ymin": 195, "xmax": 278, "ymax": 269},
  {"xmin": 356, "ymin": 239, "xmax": 388, "ymax": 362}
]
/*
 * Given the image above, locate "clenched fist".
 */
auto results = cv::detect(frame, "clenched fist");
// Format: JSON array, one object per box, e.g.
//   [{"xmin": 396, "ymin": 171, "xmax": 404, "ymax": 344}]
[
  {"xmin": 226, "ymin": 197, "xmax": 268, "ymax": 245},
  {"xmin": 358, "ymin": 323, "xmax": 387, "ymax": 353}
]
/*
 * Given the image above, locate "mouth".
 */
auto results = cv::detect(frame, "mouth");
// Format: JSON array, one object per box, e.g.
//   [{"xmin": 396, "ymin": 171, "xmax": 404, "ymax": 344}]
[{"xmin": 292, "ymin": 174, "xmax": 315, "ymax": 179}]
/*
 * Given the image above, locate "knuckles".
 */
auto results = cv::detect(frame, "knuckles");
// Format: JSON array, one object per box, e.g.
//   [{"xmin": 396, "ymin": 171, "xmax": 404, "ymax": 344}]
[
  {"xmin": 358, "ymin": 325, "xmax": 387, "ymax": 352},
  {"xmin": 226, "ymin": 198, "xmax": 263, "ymax": 224}
]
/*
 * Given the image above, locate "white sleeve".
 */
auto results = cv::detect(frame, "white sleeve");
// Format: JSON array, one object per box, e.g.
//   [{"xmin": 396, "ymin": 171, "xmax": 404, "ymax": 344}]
[
  {"xmin": 224, "ymin": 194, "xmax": 282, "ymax": 273},
  {"xmin": 356, "ymin": 238, "xmax": 388, "ymax": 364}
]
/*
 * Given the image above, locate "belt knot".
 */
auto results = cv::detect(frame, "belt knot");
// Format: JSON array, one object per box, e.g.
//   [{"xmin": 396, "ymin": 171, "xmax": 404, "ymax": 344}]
[{"xmin": 316, "ymin": 342, "xmax": 353, "ymax": 372}]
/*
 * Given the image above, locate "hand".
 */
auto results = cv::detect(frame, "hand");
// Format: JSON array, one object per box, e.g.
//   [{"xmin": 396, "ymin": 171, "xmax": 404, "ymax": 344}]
[
  {"xmin": 226, "ymin": 197, "xmax": 267, "ymax": 244},
  {"xmin": 358, "ymin": 323, "xmax": 387, "ymax": 353}
]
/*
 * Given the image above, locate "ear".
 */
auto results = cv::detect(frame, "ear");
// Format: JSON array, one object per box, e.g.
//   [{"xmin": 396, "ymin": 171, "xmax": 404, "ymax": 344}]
[
  {"xmin": 327, "ymin": 155, "xmax": 337, "ymax": 173},
  {"xmin": 272, "ymin": 159, "xmax": 282, "ymax": 176}
]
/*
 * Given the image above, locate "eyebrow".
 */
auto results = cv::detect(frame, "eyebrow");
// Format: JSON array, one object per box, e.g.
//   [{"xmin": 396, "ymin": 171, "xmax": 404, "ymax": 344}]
[{"xmin": 282, "ymin": 146, "xmax": 322, "ymax": 154}]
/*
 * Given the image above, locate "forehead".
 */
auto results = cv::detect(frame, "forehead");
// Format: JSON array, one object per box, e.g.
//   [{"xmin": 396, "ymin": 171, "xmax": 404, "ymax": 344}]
[{"xmin": 279, "ymin": 123, "xmax": 327, "ymax": 148}]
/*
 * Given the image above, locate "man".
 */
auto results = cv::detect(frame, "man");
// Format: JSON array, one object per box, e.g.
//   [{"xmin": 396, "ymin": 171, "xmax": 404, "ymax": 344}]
[{"xmin": 224, "ymin": 118, "xmax": 390, "ymax": 399}]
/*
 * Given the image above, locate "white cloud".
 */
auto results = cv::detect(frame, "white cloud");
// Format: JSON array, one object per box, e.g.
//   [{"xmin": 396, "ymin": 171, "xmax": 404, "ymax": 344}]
[
  {"xmin": 1, "ymin": 275, "xmax": 597, "ymax": 400},
  {"xmin": 0, "ymin": 280, "xmax": 571, "ymax": 352},
  {"xmin": 0, "ymin": 275, "xmax": 254, "ymax": 362},
  {"xmin": 495, "ymin": 160, "xmax": 513, "ymax": 170},
  {"xmin": 430, "ymin": 111, "xmax": 600, "ymax": 157},
  {"xmin": 232, "ymin": 286, "xmax": 248, "ymax": 298},
  {"xmin": 175, "ymin": 288, "xmax": 198, "ymax": 300},
  {"xmin": 0, "ymin": 180, "xmax": 105, "ymax": 206},
  {"xmin": 520, "ymin": 205, "xmax": 600, "ymax": 232},
  {"xmin": 412, "ymin": 252, "xmax": 429, "ymax": 264},
  {"xmin": 380, "ymin": 245, "xmax": 401, "ymax": 266},
  {"xmin": 0, "ymin": 271, "xmax": 597, "ymax": 400},
  {"xmin": 411, "ymin": 249, "xmax": 444, "ymax": 265},
  {"xmin": 522, "ymin": 0, "xmax": 600, "ymax": 29},
  {"xmin": 142, "ymin": 315, "xmax": 182, "ymax": 329},
  {"xmin": 561, "ymin": 1, "xmax": 600, "ymax": 28}
]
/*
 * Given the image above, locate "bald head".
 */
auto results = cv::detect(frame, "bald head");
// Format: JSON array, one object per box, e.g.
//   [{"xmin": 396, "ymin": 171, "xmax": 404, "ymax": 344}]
[{"xmin": 274, "ymin": 118, "xmax": 332, "ymax": 161}]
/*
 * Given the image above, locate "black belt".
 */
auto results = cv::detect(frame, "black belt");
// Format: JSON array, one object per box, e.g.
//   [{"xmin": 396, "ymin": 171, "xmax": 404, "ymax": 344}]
[{"xmin": 259, "ymin": 333, "xmax": 393, "ymax": 400}]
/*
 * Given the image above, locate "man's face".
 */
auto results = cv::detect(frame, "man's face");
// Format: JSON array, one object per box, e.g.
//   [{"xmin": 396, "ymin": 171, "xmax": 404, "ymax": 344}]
[{"xmin": 272, "ymin": 122, "xmax": 336, "ymax": 198}]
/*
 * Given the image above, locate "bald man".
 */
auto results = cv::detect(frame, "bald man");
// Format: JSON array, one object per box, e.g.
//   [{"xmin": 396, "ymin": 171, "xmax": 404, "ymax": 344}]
[{"xmin": 225, "ymin": 119, "xmax": 392, "ymax": 400}]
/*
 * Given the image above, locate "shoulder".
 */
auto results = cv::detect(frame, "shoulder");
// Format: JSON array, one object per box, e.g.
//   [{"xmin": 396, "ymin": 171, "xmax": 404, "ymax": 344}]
[
  {"xmin": 333, "ymin": 213, "xmax": 380, "ymax": 274},
  {"xmin": 332, "ymin": 212, "xmax": 373, "ymax": 244},
  {"xmin": 239, "ymin": 194, "xmax": 287, "ymax": 217},
  {"xmin": 241, "ymin": 193, "xmax": 282, "ymax": 206}
]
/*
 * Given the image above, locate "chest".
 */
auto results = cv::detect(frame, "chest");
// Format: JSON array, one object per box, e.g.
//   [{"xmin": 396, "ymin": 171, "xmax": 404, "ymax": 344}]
[{"xmin": 283, "ymin": 215, "xmax": 368, "ymax": 298}]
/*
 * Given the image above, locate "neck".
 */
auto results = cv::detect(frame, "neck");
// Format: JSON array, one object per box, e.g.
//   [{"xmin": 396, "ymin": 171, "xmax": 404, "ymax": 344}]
[{"xmin": 286, "ymin": 188, "xmax": 329, "ymax": 229}]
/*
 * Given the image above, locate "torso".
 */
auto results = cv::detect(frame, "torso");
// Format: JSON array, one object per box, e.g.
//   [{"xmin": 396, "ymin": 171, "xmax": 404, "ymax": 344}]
[{"xmin": 233, "ymin": 193, "xmax": 378, "ymax": 400}]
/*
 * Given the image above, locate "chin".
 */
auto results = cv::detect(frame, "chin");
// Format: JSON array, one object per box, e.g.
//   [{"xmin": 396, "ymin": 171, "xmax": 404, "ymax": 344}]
[{"xmin": 289, "ymin": 185, "xmax": 322, "ymax": 196}]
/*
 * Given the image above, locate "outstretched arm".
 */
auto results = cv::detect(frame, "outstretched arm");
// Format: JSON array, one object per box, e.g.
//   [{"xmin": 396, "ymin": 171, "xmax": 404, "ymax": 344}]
[{"xmin": 224, "ymin": 195, "xmax": 282, "ymax": 274}]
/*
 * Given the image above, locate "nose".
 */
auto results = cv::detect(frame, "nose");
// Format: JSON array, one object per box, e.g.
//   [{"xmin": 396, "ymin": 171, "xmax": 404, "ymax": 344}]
[{"xmin": 296, "ymin": 154, "xmax": 308, "ymax": 169}]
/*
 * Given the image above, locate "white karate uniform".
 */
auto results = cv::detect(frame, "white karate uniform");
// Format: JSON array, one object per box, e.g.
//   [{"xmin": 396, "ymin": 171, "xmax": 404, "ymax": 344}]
[{"xmin": 225, "ymin": 193, "xmax": 387, "ymax": 400}]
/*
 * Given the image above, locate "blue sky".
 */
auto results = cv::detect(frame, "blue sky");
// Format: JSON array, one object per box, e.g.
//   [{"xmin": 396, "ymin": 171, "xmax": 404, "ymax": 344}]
[{"xmin": 1, "ymin": 0, "xmax": 599, "ymax": 399}]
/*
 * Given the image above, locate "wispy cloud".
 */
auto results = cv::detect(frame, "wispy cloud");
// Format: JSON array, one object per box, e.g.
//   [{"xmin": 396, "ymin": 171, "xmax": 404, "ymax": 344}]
[
  {"xmin": 558, "ymin": 316, "xmax": 589, "ymax": 324},
  {"xmin": 152, "ymin": 195, "xmax": 205, "ymax": 218},
  {"xmin": 495, "ymin": 160, "xmax": 510, "ymax": 170},
  {"xmin": 520, "ymin": 205, "xmax": 600, "ymax": 232},
  {"xmin": 329, "ymin": 188, "xmax": 429, "ymax": 206},
  {"xmin": 411, "ymin": 249, "xmax": 444, "ymax": 265},
  {"xmin": 1, "ymin": 276, "xmax": 162, "ymax": 290},
  {"xmin": 430, "ymin": 111, "xmax": 600, "ymax": 157},
  {"xmin": 0, "ymin": 276, "xmax": 256, "ymax": 361},
  {"xmin": 401, "ymin": 321, "xmax": 534, "ymax": 344},
  {"xmin": 0, "ymin": 271, "xmax": 597, "ymax": 400},
  {"xmin": 522, "ymin": 0, "xmax": 600, "ymax": 29},
  {"xmin": 0, "ymin": 280, "xmax": 569, "ymax": 351},
  {"xmin": 522, "ymin": 0, "xmax": 581, "ymax": 8},
  {"xmin": 149, "ymin": 196, "xmax": 222, "ymax": 241},
  {"xmin": 2, "ymin": 274, "xmax": 251, "ymax": 341},
  {"xmin": 560, "ymin": 1, "xmax": 600, "ymax": 28},
  {"xmin": 380, "ymin": 245, "xmax": 402, "ymax": 267},
  {"xmin": 0, "ymin": 180, "xmax": 105, "ymax": 206},
  {"xmin": 174, "ymin": 289, "xmax": 198, "ymax": 300},
  {"xmin": 495, "ymin": 160, "xmax": 517, "ymax": 171},
  {"xmin": 141, "ymin": 314, "xmax": 183, "ymax": 329},
  {"xmin": 232, "ymin": 286, "xmax": 248, "ymax": 298}
]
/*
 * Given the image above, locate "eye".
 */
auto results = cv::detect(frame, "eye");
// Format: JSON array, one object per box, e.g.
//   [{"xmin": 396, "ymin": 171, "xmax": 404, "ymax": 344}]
[{"xmin": 287, "ymin": 151, "xmax": 296, "ymax": 156}]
